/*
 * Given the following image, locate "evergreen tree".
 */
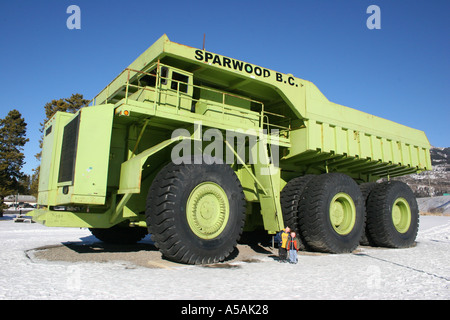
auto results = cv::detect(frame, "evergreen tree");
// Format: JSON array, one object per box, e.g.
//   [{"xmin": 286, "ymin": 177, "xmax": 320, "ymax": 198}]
[{"xmin": 0, "ymin": 109, "xmax": 29, "ymax": 209}]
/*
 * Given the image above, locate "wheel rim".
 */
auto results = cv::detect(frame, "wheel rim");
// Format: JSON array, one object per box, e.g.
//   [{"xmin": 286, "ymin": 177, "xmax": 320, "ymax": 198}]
[
  {"xmin": 391, "ymin": 197, "xmax": 411, "ymax": 233},
  {"xmin": 329, "ymin": 192, "xmax": 356, "ymax": 235},
  {"xmin": 186, "ymin": 182, "xmax": 230, "ymax": 239}
]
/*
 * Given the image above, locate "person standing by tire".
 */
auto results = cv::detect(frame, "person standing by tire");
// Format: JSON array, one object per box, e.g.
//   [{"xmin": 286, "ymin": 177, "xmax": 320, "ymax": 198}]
[
  {"xmin": 278, "ymin": 227, "xmax": 290, "ymax": 263},
  {"xmin": 287, "ymin": 231, "xmax": 300, "ymax": 264}
]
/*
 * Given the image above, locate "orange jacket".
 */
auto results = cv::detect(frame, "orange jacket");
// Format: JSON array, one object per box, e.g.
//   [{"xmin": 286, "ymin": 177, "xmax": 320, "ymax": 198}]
[{"xmin": 286, "ymin": 237, "xmax": 300, "ymax": 251}]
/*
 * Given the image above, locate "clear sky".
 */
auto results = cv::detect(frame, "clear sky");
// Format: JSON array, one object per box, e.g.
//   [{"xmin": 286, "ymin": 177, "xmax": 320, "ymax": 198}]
[{"xmin": 0, "ymin": 0, "xmax": 449, "ymax": 175}]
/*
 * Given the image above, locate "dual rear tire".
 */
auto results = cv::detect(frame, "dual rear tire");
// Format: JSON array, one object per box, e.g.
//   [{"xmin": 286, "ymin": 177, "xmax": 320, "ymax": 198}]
[
  {"xmin": 282, "ymin": 173, "xmax": 365, "ymax": 253},
  {"xmin": 281, "ymin": 173, "xmax": 419, "ymax": 254}
]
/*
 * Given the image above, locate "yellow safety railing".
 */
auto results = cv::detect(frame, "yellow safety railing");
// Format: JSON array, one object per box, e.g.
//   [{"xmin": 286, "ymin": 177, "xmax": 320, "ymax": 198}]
[{"xmin": 90, "ymin": 63, "xmax": 291, "ymax": 137}]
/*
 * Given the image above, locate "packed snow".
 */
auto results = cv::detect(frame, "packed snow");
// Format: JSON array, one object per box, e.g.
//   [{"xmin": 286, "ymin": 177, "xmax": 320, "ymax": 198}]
[{"xmin": 0, "ymin": 214, "xmax": 449, "ymax": 300}]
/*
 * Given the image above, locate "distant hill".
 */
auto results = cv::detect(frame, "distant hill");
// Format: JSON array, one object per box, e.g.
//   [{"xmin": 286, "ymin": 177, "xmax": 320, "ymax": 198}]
[{"xmin": 392, "ymin": 147, "xmax": 449, "ymax": 198}]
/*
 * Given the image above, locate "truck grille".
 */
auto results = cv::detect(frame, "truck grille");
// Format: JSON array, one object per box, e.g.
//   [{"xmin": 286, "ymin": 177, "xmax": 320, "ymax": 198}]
[{"xmin": 58, "ymin": 114, "xmax": 80, "ymax": 183}]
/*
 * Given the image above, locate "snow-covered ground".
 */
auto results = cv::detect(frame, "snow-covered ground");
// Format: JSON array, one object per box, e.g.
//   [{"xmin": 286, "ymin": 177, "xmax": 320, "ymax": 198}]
[{"xmin": 0, "ymin": 215, "xmax": 449, "ymax": 300}]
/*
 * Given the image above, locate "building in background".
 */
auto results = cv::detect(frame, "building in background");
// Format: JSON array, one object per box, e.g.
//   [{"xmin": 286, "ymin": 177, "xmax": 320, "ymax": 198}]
[{"xmin": 4, "ymin": 195, "xmax": 37, "ymax": 208}]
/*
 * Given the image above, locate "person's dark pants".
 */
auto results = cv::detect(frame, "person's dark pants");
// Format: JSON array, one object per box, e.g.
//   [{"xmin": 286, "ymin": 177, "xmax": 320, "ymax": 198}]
[{"xmin": 279, "ymin": 247, "xmax": 287, "ymax": 262}]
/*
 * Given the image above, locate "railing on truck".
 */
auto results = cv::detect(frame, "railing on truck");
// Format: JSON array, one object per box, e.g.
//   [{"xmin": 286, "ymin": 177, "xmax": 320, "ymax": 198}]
[{"xmin": 89, "ymin": 63, "xmax": 292, "ymax": 140}]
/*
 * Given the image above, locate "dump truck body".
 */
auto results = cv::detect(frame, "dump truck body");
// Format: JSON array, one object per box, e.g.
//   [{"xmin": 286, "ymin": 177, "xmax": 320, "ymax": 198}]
[{"xmin": 32, "ymin": 35, "xmax": 430, "ymax": 264}]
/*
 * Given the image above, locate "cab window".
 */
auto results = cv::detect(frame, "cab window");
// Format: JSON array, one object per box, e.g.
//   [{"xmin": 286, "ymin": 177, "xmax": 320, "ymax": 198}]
[{"xmin": 171, "ymin": 72, "xmax": 189, "ymax": 93}]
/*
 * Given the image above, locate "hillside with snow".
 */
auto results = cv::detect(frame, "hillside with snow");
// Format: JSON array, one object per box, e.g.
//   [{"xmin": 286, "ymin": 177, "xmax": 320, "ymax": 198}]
[{"xmin": 390, "ymin": 147, "xmax": 450, "ymax": 198}]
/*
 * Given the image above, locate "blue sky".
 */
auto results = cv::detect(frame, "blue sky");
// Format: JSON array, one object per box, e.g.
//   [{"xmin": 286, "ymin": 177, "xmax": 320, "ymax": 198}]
[{"xmin": 0, "ymin": 0, "xmax": 449, "ymax": 175}]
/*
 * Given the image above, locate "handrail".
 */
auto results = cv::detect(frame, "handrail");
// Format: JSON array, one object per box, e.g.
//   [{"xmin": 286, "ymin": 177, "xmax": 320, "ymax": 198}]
[{"xmin": 90, "ymin": 64, "xmax": 291, "ymax": 134}]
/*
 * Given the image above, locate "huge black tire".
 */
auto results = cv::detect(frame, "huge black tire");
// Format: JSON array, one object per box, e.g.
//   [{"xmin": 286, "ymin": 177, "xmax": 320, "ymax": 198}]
[
  {"xmin": 359, "ymin": 182, "xmax": 377, "ymax": 246},
  {"xmin": 280, "ymin": 175, "xmax": 314, "ymax": 250},
  {"xmin": 89, "ymin": 224, "xmax": 148, "ymax": 244},
  {"xmin": 366, "ymin": 181, "xmax": 419, "ymax": 248},
  {"xmin": 298, "ymin": 173, "xmax": 365, "ymax": 253},
  {"xmin": 146, "ymin": 160, "xmax": 246, "ymax": 264}
]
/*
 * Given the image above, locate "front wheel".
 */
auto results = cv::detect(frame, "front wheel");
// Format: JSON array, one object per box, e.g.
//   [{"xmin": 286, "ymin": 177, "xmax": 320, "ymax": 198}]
[{"xmin": 146, "ymin": 160, "xmax": 246, "ymax": 264}]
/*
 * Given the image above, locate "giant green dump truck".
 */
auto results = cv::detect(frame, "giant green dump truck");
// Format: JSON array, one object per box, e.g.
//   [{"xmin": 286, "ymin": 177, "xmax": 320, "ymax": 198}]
[{"xmin": 31, "ymin": 35, "xmax": 431, "ymax": 264}]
